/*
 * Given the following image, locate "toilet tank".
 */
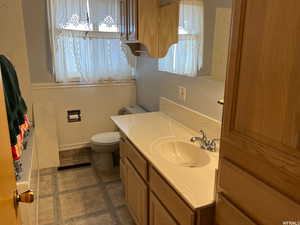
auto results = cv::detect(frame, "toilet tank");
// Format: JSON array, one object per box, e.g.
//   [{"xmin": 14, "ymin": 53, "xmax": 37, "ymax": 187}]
[{"xmin": 119, "ymin": 105, "xmax": 146, "ymax": 115}]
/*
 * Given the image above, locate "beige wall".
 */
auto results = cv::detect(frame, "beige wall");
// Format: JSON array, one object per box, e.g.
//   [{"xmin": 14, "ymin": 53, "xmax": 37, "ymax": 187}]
[
  {"xmin": 136, "ymin": 0, "xmax": 232, "ymax": 121},
  {"xmin": 136, "ymin": 62, "xmax": 225, "ymax": 120},
  {"xmin": 32, "ymin": 82, "xmax": 136, "ymax": 151},
  {"xmin": 22, "ymin": 0, "xmax": 54, "ymax": 83},
  {"xmin": 0, "ymin": 0, "xmax": 32, "ymax": 116}
]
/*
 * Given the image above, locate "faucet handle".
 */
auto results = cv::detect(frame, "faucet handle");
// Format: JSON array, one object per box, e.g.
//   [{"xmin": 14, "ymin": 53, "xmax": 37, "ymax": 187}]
[
  {"xmin": 199, "ymin": 130, "xmax": 206, "ymax": 140},
  {"xmin": 210, "ymin": 138, "xmax": 220, "ymax": 152},
  {"xmin": 212, "ymin": 138, "xmax": 220, "ymax": 144}
]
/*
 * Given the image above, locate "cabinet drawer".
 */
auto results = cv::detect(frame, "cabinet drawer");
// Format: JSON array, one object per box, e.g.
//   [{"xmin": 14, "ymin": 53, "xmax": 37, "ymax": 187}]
[
  {"xmin": 150, "ymin": 192, "xmax": 177, "ymax": 225},
  {"xmin": 126, "ymin": 139, "xmax": 148, "ymax": 180},
  {"xmin": 149, "ymin": 167, "xmax": 194, "ymax": 225},
  {"xmin": 219, "ymin": 159, "xmax": 300, "ymax": 224},
  {"xmin": 216, "ymin": 194, "xmax": 257, "ymax": 225}
]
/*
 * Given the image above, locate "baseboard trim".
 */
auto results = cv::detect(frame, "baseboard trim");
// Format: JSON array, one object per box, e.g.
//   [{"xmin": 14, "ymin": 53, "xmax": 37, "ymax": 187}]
[
  {"xmin": 58, "ymin": 163, "xmax": 91, "ymax": 171},
  {"xmin": 59, "ymin": 142, "xmax": 90, "ymax": 151}
]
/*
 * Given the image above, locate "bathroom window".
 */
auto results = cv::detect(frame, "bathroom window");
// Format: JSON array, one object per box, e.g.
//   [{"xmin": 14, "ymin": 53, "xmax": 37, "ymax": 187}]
[
  {"xmin": 47, "ymin": 0, "xmax": 135, "ymax": 83},
  {"xmin": 159, "ymin": 0, "xmax": 204, "ymax": 77}
]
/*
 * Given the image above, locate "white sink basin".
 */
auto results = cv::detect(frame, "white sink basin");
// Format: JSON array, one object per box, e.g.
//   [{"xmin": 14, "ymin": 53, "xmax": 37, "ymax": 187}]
[{"xmin": 152, "ymin": 139, "xmax": 210, "ymax": 168}]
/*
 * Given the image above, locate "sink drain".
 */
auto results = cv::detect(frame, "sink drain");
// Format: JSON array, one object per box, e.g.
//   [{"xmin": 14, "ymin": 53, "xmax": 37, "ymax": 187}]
[{"xmin": 180, "ymin": 162, "xmax": 200, "ymax": 168}]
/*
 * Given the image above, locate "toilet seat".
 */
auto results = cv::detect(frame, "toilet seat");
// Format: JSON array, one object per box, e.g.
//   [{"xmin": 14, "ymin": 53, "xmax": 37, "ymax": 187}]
[{"xmin": 91, "ymin": 132, "xmax": 120, "ymax": 146}]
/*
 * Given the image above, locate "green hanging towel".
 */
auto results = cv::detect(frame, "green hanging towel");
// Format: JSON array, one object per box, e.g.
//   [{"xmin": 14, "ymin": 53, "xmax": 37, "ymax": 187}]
[{"xmin": 0, "ymin": 55, "xmax": 28, "ymax": 147}]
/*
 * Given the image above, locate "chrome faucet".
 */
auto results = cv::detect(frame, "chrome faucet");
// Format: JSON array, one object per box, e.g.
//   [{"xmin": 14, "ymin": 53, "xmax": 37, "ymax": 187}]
[{"xmin": 190, "ymin": 130, "xmax": 218, "ymax": 152}]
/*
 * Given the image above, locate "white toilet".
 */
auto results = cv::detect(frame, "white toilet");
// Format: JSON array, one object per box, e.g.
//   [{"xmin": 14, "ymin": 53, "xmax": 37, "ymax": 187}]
[{"xmin": 90, "ymin": 105, "xmax": 145, "ymax": 172}]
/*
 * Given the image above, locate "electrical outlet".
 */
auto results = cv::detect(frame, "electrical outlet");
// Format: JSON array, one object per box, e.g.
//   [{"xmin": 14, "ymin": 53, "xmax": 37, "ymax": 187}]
[{"xmin": 178, "ymin": 86, "xmax": 187, "ymax": 102}]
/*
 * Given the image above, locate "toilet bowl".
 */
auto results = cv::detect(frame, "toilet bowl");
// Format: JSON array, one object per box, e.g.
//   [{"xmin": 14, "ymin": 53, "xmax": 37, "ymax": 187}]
[
  {"xmin": 91, "ymin": 105, "xmax": 146, "ymax": 172},
  {"xmin": 91, "ymin": 132, "xmax": 121, "ymax": 171}
]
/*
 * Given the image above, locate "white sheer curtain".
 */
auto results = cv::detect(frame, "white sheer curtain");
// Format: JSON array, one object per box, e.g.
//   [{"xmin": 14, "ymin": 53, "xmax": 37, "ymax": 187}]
[
  {"xmin": 47, "ymin": 0, "xmax": 135, "ymax": 83},
  {"xmin": 159, "ymin": 0, "xmax": 204, "ymax": 77}
]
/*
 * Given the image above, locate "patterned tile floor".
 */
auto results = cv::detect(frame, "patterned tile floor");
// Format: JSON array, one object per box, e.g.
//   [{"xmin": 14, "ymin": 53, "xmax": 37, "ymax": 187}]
[{"xmin": 38, "ymin": 166, "xmax": 135, "ymax": 225}]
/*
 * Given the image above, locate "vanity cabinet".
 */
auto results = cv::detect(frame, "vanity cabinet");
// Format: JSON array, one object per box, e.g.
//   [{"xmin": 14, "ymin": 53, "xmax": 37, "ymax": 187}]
[
  {"xmin": 149, "ymin": 193, "xmax": 177, "ymax": 225},
  {"xmin": 149, "ymin": 167, "xmax": 195, "ymax": 225},
  {"xmin": 119, "ymin": 0, "xmax": 179, "ymax": 58},
  {"xmin": 120, "ymin": 160, "xmax": 126, "ymax": 187},
  {"xmin": 126, "ymin": 159, "xmax": 148, "ymax": 225},
  {"xmin": 120, "ymin": 136, "xmax": 148, "ymax": 225},
  {"xmin": 119, "ymin": 132, "xmax": 215, "ymax": 225}
]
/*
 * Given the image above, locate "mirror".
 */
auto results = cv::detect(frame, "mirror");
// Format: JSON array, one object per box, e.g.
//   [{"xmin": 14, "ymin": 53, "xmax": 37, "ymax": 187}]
[{"xmin": 135, "ymin": 0, "xmax": 233, "ymax": 121}]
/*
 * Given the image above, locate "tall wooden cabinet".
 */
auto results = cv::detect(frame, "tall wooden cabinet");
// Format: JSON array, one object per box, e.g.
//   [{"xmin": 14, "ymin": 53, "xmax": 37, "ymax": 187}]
[
  {"xmin": 120, "ymin": 0, "xmax": 138, "ymax": 41},
  {"xmin": 127, "ymin": 0, "xmax": 138, "ymax": 41},
  {"xmin": 120, "ymin": 0, "xmax": 128, "ymax": 40},
  {"xmin": 216, "ymin": 0, "xmax": 300, "ymax": 224}
]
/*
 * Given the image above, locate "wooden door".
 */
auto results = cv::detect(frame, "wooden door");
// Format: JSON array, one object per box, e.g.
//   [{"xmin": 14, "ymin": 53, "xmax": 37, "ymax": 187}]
[
  {"xmin": 0, "ymin": 0, "xmax": 33, "ymax": 222},
  {"xmin": 127, "ymin": 0, "xmax": 138, "ymax": 41},
  {"xmin": 0, "ymin": 71, "xmax": 21, "ymax": 225},
  {"xmin": 216, "ymin": 0, "xmax": 300, "ymax": 224},
  {"xmin": 126, "ymin": 159, "xmax": 148, "ymax": 225},
  {"xmin": 149, "ymin": 193, "xmax": 178, "ymax": 225}
]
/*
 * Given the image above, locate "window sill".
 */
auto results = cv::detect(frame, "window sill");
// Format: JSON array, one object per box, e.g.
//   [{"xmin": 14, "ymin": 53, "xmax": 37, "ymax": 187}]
[{"xmin": 32, "ymin": 79, "xmax": 136, "ymax": 90}]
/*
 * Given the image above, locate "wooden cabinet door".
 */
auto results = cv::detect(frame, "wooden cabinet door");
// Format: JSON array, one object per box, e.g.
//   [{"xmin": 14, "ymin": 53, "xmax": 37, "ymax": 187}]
[
  {"xmin": 217, "ymin": 0, "xmax": 300, "ymax": 224},
  {"xmin": 127, "ymin": 0, "xmax": 138, "ymax": 41},
  {"xmin": 120, "ymin": 0, "xmax": 128, "ymax": 40},
  {"xmin": 0, "ymin": 69, "xmax": 21, "ymax": 225},
  {"xmin": 149, "ymin": 193, "xmax": 177, "ymax": 225},
  {"xmin": 120, "ymin": 138, "xmax": 127, "ymax": 200},
  {"xmin": 126, "ymin": 159, "xmax": 148, "ymax": 225},
  {"xmin": 120, "ymin": 160, "xmax": 127, "ymax": 198},
  {"xmin": 0, "ymin": 0, "xmax": 33, "ymax": 223},
  {"xmin": 119, "ymin": 136, "xmax": 127, "ymax": 160}
]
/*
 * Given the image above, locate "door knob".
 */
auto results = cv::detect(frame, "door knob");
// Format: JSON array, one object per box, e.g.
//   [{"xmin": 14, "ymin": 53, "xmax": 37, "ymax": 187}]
[{"xmin": 15, "ymin": 190, "xmax": 34, "ymax": 203}]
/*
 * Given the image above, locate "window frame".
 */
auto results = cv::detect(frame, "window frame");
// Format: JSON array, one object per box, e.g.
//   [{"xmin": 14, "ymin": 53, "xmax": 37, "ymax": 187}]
[{"xmin": 48, "ymin": 0, "xmax": 135, "ymax": 83}]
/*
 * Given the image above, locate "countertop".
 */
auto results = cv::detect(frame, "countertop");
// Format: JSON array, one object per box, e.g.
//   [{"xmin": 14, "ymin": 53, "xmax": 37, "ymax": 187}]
[{"xmin": 111, "ymin": 112, "xmax": 219, "ymax": 210}]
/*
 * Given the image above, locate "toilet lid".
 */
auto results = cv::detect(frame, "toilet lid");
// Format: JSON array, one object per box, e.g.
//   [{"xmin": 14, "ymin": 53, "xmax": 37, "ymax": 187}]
[{"xmin": 91, "ymin": 132, "xmax": 120, "ymax": 145}]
